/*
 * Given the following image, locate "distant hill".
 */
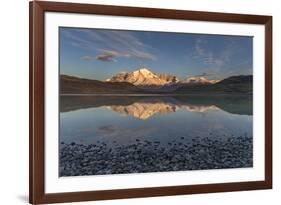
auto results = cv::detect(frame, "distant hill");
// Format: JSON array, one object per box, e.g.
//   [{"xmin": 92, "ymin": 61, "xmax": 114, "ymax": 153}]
[
  {"xmin": 60, "ymin": 75, "xmax": 142, "ymax": 94},
  {"xmin": 175, "ymin": 75, "xmax": 253, "ymax": 94}
]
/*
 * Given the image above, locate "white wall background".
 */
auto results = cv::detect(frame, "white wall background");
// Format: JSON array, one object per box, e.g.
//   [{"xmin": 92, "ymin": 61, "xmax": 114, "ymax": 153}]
[{"xmin": 0, "ymin": 0, "xmax": 279, "ymax": 204}]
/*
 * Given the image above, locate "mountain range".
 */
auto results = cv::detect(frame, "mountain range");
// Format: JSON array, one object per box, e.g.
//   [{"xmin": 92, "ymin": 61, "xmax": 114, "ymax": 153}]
[
  {"xmin": 106, "ymin": 68, "xmax": 219, "ymax": 87},
  {"xmin": 60, "ymin": 68, "xmax": 252, "ymax": 94}
]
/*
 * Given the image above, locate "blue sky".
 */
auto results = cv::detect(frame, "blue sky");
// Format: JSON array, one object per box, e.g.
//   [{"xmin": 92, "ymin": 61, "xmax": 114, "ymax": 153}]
[{"xmin": 59, "ymin": 27, "xmax": 253, "ymax": 81}]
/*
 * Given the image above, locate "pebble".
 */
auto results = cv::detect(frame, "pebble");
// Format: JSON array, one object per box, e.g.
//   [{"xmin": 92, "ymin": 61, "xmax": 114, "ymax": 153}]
[{"xmin": 59, "ymin": 136, "xmax": 253, "ymax": 177}]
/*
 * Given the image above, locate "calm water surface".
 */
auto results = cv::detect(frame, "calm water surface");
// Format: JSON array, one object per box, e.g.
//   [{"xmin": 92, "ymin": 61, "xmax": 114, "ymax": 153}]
[{"xmin": 60, "ymin": 95, "xmax": 252, "ymax": 146}]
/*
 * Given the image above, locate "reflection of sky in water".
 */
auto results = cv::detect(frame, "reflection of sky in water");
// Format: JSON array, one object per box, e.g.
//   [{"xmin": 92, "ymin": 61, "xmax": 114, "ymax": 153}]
[{"xmin": 60, "ymin": 105, "xmax": 252, "ymax": 146}]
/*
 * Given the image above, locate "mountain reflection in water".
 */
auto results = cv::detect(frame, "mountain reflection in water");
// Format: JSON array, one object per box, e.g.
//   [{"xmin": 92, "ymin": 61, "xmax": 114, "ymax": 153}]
[
  {"xmin": 60, "ymin": 95, "xmax": 252, "ymax": 119},
  {"xmin": 107, "ymin": 103, "xmax": 220, "ymax": 120}
]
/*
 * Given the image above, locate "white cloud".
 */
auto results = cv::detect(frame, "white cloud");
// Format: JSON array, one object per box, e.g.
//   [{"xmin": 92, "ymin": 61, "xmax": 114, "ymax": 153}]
[
  {"xmin": 81, "ymin": 55, "xmax": 95, "ymax": 61},
  {"xmin": 61, "ymin": 28, "xmax": 157, "ymax": 62},
  {"xmin": 191, "ymin": 38, "xmax": 230, "ymax": 67}
]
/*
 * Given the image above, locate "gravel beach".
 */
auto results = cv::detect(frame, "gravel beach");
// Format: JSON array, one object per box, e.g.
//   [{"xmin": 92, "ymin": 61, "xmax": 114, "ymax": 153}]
[{"xmin": 59, "ymin": 136, "xmax": 253, "ymax": 176}]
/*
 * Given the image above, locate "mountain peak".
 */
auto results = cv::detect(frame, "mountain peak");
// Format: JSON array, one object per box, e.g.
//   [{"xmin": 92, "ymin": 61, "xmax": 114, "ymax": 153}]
[
  {"xmin": 133, "ymin": 68, "xmax": 157, "ymax": 78},
  {"xmin": 138, "ymin": 68, "xmax": 152, "ymax": 73},
  {"xmin": 181, "ymin": 76, "xmax": 219, "ymax": 85},
  {"xmin": 107, "ymin": 68, "xmax": 178, "ymax": 87}
]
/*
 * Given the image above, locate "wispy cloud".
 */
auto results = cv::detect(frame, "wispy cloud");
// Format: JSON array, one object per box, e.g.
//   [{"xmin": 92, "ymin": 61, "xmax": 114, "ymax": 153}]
[
  {"xmin": 193, "ymin": 72, "xmax": 210, "ymax": 77},
  {"xmin": 191, "ymin": 38, "xmax": 230, "ymax": 68},
  {"xmin": 61, "ymin": 28, "xmax": 157, "ymax": 62},
  {"xmin": 98, "ymin": 50, "xmax": 117, "ymax": 61},
  {"xmin": 188, "ymin": 71, "xmax": 220, "ymax": 80},
  {"xmin": 81, "ymin": 55, "xmax": 95, "ymax": 61},
  {"xmin": 82, "ymin": 50, "xmax": 130, "ymax": 62},
  {"xmin": 96, "ymin": 54, "xmax": 117, "ymax": 62}
]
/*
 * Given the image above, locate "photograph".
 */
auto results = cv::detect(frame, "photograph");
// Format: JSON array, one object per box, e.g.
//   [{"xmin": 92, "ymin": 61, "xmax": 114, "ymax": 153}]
[
  {"xmin": 28, "ymin": 2, "xmax": 272, "ymax": 204},
  {"xmin": 59, "ymin": 27, "xmax": 253, "ymax": 177}
]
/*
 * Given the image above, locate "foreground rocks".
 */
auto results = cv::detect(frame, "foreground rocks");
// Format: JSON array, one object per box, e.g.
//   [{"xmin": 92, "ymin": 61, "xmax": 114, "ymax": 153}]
[{"xmin": 59, "ymin": 136, "xmax": 253, "ymax": 176}]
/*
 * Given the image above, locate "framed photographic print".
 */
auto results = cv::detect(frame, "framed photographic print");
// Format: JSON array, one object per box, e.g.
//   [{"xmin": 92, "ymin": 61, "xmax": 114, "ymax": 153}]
[{"xmin": 29, "ymin": 1, "xmax": 272, "ymax": 204}]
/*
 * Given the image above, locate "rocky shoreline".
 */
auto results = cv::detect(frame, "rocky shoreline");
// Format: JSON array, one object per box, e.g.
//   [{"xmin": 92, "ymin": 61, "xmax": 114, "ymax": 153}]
[{"xmin": 59, "ymin": 136, "xmax": 253, "ymax": 176}]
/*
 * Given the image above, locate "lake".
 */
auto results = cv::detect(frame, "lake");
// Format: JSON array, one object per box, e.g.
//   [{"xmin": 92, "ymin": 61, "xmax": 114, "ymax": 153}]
[{"xmin": 59, "ymin": 95, "xmax": 253, "ymax": 176}]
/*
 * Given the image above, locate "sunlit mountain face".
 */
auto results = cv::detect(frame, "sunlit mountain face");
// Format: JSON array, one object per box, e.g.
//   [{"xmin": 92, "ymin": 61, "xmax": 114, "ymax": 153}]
[
  {"xmin": 105, "ymin": 68, "xmax": 219, "ymax": 87},
  {"xmin": 106, "ymin": 68, "xmax": 179, "ymax": 86}
]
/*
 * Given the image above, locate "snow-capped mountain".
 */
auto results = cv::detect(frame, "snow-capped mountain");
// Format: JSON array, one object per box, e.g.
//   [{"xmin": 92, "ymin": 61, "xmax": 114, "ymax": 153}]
[
  {"xmin": 180, "ymin": 76, "xmax": 220, "ymax": 85},
  {"xmin": 106, "ymin": 68, "xmax": 179, "ymax": 87},
  {"xmin": 106, "ymin": 68, "xmax": 220, "ymax": 88}
]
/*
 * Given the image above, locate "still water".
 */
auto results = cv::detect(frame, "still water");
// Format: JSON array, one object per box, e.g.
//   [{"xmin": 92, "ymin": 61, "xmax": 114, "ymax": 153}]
[{"xmin": 60, "ymin": 95, "xmax": 252, "ymax": 146}]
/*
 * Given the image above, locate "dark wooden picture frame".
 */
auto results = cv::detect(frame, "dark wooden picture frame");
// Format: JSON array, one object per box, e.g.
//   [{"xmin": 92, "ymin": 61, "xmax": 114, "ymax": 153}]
[{"xmin": 29, "ymin": 1, "xmax": 272, "ymax": 204}]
